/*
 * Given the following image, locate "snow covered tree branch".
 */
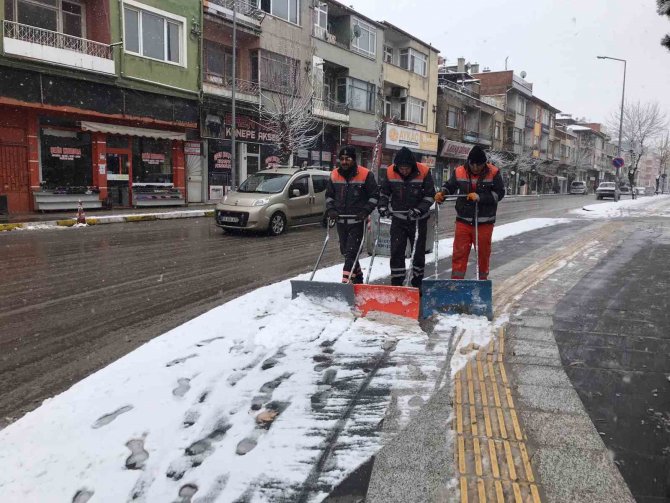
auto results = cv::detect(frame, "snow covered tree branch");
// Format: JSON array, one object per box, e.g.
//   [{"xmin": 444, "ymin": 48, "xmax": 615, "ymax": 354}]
[{"xmin": 659, "ymin": 0, "xmax": 670, "ymax": 51}]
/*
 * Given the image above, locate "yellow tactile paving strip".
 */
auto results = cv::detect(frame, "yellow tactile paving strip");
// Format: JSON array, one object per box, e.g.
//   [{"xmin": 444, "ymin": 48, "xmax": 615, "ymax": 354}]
[{"xmin": 454, "ymin": 327, "xmax": 542, "ymax": 503}]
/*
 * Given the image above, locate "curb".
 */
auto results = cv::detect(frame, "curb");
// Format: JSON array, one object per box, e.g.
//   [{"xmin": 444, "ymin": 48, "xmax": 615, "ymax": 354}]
[{"xmin": 1, "ymin": 210, "xmax": 215, "ymax": 232}]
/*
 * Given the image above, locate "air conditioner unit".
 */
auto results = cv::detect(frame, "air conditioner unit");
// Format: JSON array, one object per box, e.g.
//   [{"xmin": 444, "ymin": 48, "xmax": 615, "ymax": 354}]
[{"xmin": 391, "ymin": 87, "xmax": 407, "ymax": 98}]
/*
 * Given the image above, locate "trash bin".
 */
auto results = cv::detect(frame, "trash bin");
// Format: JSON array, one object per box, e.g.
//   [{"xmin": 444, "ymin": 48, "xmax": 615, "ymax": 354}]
[{"xmin": 366, "ymin": 208, "xmax": 435, "ymax": 257}]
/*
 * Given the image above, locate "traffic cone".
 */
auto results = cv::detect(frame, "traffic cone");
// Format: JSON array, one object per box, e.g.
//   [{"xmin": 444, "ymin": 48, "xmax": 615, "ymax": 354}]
[{"xmin": 76, "ymin": 200, "xmax": 86, "ymax": 224}]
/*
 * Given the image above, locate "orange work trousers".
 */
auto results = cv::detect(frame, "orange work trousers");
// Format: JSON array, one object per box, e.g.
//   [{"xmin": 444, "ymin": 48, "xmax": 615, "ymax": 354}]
[{"xmin": 451, "ymin": 220, "xmax": 494, "ymax": 280}]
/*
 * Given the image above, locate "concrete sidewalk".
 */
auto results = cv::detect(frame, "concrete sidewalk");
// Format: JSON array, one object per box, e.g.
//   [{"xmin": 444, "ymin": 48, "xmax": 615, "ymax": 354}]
[{"xmin": 0, "ymin": 204, "xmax": 216, "ymax": 231}]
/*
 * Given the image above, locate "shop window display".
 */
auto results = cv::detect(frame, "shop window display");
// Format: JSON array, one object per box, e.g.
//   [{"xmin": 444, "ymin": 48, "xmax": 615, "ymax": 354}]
[{"xmin": 40, "ymin": 129, "xmax": 94, "ymax": 193}]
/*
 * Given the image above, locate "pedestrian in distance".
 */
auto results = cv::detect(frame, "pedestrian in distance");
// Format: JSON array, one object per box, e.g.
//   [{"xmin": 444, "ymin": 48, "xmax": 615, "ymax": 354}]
[
  {"xmin": 434, "ymin": 145, "xmax": 505, "ymax": 280},
  {"xmin": 378, "ymin": 146, "xmax": 436, "ymax": 288},
  {"xmin": 325, "ymin": 146, "xmax": 380, "ymax": 284}
]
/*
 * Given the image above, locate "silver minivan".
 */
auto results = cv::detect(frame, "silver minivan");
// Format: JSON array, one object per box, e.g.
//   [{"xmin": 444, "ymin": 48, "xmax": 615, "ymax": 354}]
[
  {"xmin": 570, "ymin": 181, "xmax": 587, "ymax": 195},
  {"xmin": 214, "ymin": 167, "xmax": 331, "ymax": 235}
]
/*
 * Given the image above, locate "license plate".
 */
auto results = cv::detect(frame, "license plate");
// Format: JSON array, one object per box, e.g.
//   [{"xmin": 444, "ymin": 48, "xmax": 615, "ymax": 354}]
[{"xmin": 220, "ymin": 216, "xmax": 239, "ymax": 223}]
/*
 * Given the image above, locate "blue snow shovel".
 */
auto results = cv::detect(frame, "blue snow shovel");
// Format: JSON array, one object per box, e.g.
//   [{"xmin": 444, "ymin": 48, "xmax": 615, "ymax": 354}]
[
  {"xmin": 421, "ymin": 200, "xmax": 493, "ymax": 320},
  {"xmin": 290, "ymin": 215, "xmax": 362, "ymax": 306}
]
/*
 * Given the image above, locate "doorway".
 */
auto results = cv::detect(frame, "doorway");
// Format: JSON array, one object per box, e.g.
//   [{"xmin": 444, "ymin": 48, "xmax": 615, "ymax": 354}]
[{"xmin": 106, "ymin": 151, "xmax": 132, "ymax": 207}]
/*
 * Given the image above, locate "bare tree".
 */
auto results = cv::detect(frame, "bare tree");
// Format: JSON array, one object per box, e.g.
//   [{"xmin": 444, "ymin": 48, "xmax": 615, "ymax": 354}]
[
  {"xmin": 659, "ymin": 0, "xmax": 670, "ymax": 51},
  {"xmin": 657, "ymin": 133, "xmax": 670, "ymax": 192},
  {"xmin": 256, "ymin": 56, "xmax": 324, "ymax": 164},
  {"xmin": 608, "ymin": 101, "xmax": 668, "ymax": 188},
  {"xmin": 488, "ymin": 149, "xmax": 537, "ymax": 194}
]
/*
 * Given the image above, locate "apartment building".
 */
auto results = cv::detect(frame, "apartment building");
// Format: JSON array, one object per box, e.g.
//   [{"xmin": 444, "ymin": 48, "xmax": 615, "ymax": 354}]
[{"xmin": 1, "ymin": 0, "xmax": 201, "ymax": 213}]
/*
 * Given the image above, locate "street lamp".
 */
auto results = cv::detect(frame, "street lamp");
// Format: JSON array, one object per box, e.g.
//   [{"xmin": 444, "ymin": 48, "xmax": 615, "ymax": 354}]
[{"xmin": 596, "ymin": 56, "xmax": 627, "ymax": 177}]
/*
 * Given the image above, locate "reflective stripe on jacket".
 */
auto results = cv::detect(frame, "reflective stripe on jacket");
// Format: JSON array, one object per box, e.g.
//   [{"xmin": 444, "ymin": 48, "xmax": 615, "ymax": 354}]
[
  {"xmin": 441, "ymin": 163, "xmax": 505, "ymax": 225},
  {"xmin": 325, "ymin": 165, "xmax": 379, "ymax": 217},
  {"xmin": 379, "ymin": 162, "xmax": 436, "ymax": 219}
]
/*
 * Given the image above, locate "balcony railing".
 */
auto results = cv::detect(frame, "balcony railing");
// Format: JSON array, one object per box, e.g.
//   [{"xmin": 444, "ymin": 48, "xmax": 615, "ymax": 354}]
[
  {"xmin": 204, "ymin": 73, "xmax": 260, "ymax": 97},
  {"xmin": 313, "ymin": 97, "xmax": 349, "ymax": 117},
  {"xmin": 505, "ymin": 109, "xmax": 516, "ymax": 122},
  {"xmin": 207, "ymin": 0, "xmax": 265, "ymax": 21},
  {"xmin": 311, "ymin": 24, "xmax": 350, "ymax": 51},
  {"xmin": 439, "ymin": 79, "xmax": 480, "ymax": 99},
  {"xmin": 3, "ymin": 20, "xmax": 112, "ymax": 59}
]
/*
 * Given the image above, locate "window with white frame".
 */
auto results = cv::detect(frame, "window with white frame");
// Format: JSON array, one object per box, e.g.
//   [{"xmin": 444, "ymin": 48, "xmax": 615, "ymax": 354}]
[
  {"xmin": 313, "ymin": 1, "xmax": 327, "ymax": 37},
  {"xmin": 351, "ymin": 18, "xmax": 376, "ymax": 57},
  {"xmin": 447, "ymin": 106, "xmax": 460, "ymax": 128},
  {"xmin": 406, "ymin": 97, "xmax": 425, "ymax": 124},
  {"xmin": 383, "ymin": 45, "xmax": 394, "ymax": 64},
  {"xmin": 261, "ymin": 0, "xmax": 299, "ymax": 24},
  {"xmin": 399, "ymin": 48, "xmax": 428, "ymax": 76},
  {"xmin": 123, "ymin": 1, "xmax": 184, "ymax": 65},
  {"xmin": 9, "ymin": 0, "xmax": 85, "ymax": 37}
]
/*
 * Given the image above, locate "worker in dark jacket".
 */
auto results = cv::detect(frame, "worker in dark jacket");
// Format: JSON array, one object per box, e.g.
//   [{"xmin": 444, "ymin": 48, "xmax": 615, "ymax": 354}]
[
  {"xmin": 325, "ymin": 146, "xmax": 379, "ymax": 284},
  {"xmin": 434, "ymin": 145, "xmax": 505, "ymax": 280},
  {"xmin": 378, "ymin": 147, "xmax": 436, "ymax": 288}
]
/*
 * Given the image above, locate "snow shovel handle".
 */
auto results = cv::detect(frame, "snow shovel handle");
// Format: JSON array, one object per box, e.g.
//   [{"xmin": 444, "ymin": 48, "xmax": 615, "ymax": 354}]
[
  {"xmin": 474, "ymin": 201, "xmax": 480, "ymax": 281},
  {"xmin": 404, "ymin": 219, "xmax": 421, "ymax": 287},
  {"xmin": 434, "ymin": 203, "xmax": 439, "ymax": 278},
  {"xmin": 347, "ymin": 216, "xmax": 368, "ymax": 284},
  {"xmin": 309, "ymin": 224, "xmax": 331, "ymax": 281},
  {"xmin": 365, "ymin": 213, "xmax": 383, "ymax": 284}
]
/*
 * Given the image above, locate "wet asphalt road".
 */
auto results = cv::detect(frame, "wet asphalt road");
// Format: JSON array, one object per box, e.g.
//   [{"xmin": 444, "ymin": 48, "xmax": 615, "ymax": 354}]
[
  {"xmin": 0, "ymin": 195, "xmax": 600, "ymax": 426},
  {"xmin": 554, "ymin": 220, "xmax": 670, "ymax": 503}
]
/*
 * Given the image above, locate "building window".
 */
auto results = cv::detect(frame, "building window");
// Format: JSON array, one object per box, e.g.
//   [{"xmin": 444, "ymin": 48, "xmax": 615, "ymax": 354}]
[
  {"xmin": 204, "ymin": 40, "xmax": 233, "ymax": 82},
  {"xmin": 132, "ymin": 137, "xmax": 173, "ymax": 184},
  {"xmin": 260, "ymin": 0, "xmax": 299, "ymax": 24},
  {"xmin": 383, "ymin": 45, "xmax": 394, "ymax": 64},
  {"xmin": 399, "ymin": 48, "xmax": 427, "ymax": 76},
  {"xmin": 9, "ymin": 0, "xmax": 85, "ymax": 37},
  {"xmin": 351, "ymin": 18, "xmax": 376, "ymax": 57},
  {"xmin": 123, "ymin": 1, "xmax": 184, "ymax": 65},
  {"xmin": 494, "ymin": 122, "xmax": 501, "ymax": 140},
  {"xmin": 313, "ymin": 1, "xmax": 327, "ymax": 37},
  {"xmin": 259, "ymin": 50, "xmax": 300, "ymax": 92},
  {"xmin": 406, "ymin": 97, "xmax": 426, "ymax": 124},
  {"xmin": 341, "ymin": 77, "xmax": 375, "ymax": 113},
  {"xmin": 516, "ymin": 97, "xmax": 525, "ymax": 115},
  {"xmin": 40, "ymin": 128, "xmax": 92, "ymax": 189},
  {"xmin": 514, "ymin": 128, "xmax": 523, "ymax": 144},
  {"xmin": 447, "ymin": 107, "xmax": 460, "ymax": 129}
]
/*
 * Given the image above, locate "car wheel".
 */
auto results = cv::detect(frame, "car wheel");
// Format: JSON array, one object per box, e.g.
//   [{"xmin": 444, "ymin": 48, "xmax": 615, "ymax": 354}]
[{"xmin": 268, "ymin": 212, "xmax": 287, "ymax": 236}]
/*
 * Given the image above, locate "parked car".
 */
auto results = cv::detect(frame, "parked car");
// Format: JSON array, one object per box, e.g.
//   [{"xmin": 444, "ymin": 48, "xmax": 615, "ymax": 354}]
[
  {"xmin": 215, "ymin": 167, "xmax": 330, "ymax": 235},
  {"xmin": 619, "ymin": 185, "xmax": 631, "ymax": 196},
  {"xmin": 595, "ymin": 182, "xmax": 620, "ymax": 201},
  {"xmin": 633, "ymin": 186, "xmax": 646, "ymax": 196},
  {"xmin": 569, "ymin": 181, "xmax": 587, "ymax": 195}
]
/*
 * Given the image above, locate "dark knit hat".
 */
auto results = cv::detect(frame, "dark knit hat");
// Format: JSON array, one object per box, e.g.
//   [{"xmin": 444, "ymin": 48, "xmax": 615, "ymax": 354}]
[
  {"xmin": 393, "ymin": 146, "xmax": 417, "ymax": 169},
  {"xmin": 339, "ymin": 145, "xmax": 357, "ymax": 164},
  {"xmin": 467, "ymin": 145, "xmax": 487, "ymax": 165}
]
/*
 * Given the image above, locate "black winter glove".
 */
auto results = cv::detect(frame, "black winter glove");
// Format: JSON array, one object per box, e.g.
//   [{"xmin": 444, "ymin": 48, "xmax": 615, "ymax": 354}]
[
  {"xmin": 408, "ymin": 208, "xmax": 422, "ymax": 220},
  {"xmin": 356, "ymin": 211, "xmax": 369, "ymax": 222},
  {"xmin": 378, "ymin": 206, "xmax": 390, "ymax": 218},
  {"xmin": 327, "ymin": 209, "xmax": 339, "ymax": 220}
]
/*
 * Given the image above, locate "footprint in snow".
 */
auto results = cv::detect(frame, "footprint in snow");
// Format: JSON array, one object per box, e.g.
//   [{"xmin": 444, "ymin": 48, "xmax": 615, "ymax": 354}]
[
  {"xmin": 166, "ymin": 354, "xmax": 198, "ymax": 367},
  {"xmin": 92, "ymin": 405, "xmax": 133, "ymax": 429},
  {"xmin": 172, "ymin": 378, "xmax": 191, "ymax": 398},
  {"xmin": 177, "ymin": 484, "xmax": 198, "ymax": 503},
  {"xmin": 125, "ymin": 437, "xmax": 149, "ymax": 470},
  {"xmin": 184, "ymin": 419, "xmax": 232, "ymax": 467},
  {"xmin": 182, "ymin": 409, "xmax": 200, "ymax": 428},
  {"xmin": 196, "ymin": 336, "xmax": 225, "ymax": 347},
  {"xmin": 236, "ymin": 401, "xmax": 290, "ymax": 455},
  {"xmin": 72, "ymin": 489, "xmax": 94, "ymax": 503}
]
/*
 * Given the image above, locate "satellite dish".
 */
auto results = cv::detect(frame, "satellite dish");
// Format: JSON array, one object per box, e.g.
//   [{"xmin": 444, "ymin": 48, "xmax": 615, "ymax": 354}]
[
  {"xmin": 352, "ymin": 24, "xmax": 362, "ymax": 38},
  {"xmin": 520, "ymin": 71, "xmax": 527, "ymax": 79}
]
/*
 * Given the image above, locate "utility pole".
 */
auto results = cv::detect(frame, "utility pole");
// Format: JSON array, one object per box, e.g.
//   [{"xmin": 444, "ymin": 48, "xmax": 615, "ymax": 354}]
[
  {"xmin": 596, "ymin": 56, "xmax": 627, "ymax": 178},
  {"xmin": 231, "ymin": 0, "xmax": 237, "ymax": 189}
]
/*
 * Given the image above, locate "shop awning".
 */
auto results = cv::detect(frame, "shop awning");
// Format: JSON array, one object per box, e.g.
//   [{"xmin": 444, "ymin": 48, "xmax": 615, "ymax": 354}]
[{"xmin": 80, "ymin": 121, "xmax": 187, "ymax": 141}]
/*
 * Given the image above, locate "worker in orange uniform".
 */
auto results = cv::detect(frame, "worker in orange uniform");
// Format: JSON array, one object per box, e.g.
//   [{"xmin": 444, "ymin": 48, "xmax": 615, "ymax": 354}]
[{"xmin": 434, "ymin": 145, "xmax": 505, "ymax": 280}]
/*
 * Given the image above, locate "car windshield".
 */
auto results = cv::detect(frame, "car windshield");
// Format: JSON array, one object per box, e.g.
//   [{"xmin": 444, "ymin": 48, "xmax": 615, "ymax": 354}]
[
  {"xmin": 571, "ymin": 182, "xmax": 584, "ymax": 187},
  {"xmin": 238, "ymin": 173, "xmax": 292, "ymax": 194},
  {"xmin": 599, "ymin": 183, "xmax": 615, "ymax": 188}
]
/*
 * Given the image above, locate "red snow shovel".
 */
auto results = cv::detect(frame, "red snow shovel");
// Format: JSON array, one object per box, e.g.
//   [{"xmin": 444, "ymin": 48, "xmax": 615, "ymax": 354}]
[{"xmin": 354, "ymin": 212, "xmax": 421, "ymax": 319}]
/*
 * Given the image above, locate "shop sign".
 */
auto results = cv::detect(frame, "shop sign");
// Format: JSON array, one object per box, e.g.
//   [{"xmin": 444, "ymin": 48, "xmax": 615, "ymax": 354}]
[
  {"xmin": 141, "ymin": 153, "xmax": 166, "ymax": 165},
  {"xmin": 209, "ymin": 185, "xmax": 225, "ymax": 199},
  {"xmin": 298, "ymin": 149, "xmax": 309, "ymax": 159},
  {"xmin": 421, "ymin": 155, "xmax": 436, "ymax": 167},
  {"xmin": 385, "ymin": 124, "xmax": 439, "ymax": 154},
  {"xmin": 185, "ymin": 141, "xmax": 201, "ymax": 156},
  {"xmin": 50, "ymin": 146, "xmax": 82, "ymax": 160},
  {"xmin": 213, "ymin": 151, "xmax": 232, "ymax": 170},
  {"xmin": 224, "ymin": 113, "xmax": 280, "ymax": 143},
  {"xmin": 322, "ymin": 151, "xmax": 332, "ymax": 162},
  {"xmin": 265, "ymin": 155, "xmax": 281, "ymax": 168},
  {"xmin": 311, "ymin": 151, "xmax": 320, "ymax": 161},
  {"xmin": 440, "ymin": 140, "xmax": 471, "ymax": 159}
]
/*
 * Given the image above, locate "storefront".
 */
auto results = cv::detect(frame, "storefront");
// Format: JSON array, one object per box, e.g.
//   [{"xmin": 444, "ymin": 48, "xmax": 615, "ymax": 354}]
[{"xmin": 381, "ymin": 124, "xmax": 439, "ymax": 183}]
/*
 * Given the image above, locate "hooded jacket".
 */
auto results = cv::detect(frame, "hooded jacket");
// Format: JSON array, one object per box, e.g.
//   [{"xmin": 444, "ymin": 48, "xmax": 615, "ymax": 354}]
[
  {"xmin": 325, "ymin": 165, "xmax": 379, "ymax": 220},
  {"xmin": 441, "ymin": 162, "xmax": 505, "ymax": 225},
  {"xmin": 379, "ymin": 162, "xmax": 436, "ymax": 219}
]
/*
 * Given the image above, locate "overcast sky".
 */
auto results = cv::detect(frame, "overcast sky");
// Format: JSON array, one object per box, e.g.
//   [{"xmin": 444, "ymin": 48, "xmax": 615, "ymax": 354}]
[{"xmin": 351, "ymin": 0, "xmax": 670, "ymax": 130}]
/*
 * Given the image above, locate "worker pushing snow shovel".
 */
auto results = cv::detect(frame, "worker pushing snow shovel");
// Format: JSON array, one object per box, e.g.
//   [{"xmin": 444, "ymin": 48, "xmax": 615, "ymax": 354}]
[
  {"xmin": 352, "ymin": 147, "xmax": 435, "ymax": 319},
  {"xmin": 422, "ymin": 145, "xmax": 505, "ymax": 320},
  {"xmin": 291, "ymin": 146, "xmax": 379, "ymax": 305}
]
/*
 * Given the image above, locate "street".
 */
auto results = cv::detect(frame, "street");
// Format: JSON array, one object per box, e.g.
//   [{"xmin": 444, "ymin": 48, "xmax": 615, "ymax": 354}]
[
  {"xmin": 1, "ymin": 195, "xmax": 669, "ymax": 502},
  {"xmin": 0, "ymin": 195, "xmax": 593, "ymax": 427}
]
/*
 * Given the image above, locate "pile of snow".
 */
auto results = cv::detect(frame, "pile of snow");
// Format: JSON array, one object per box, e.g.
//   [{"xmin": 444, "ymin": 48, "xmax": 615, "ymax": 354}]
[
  {"xmin": 0, "ymin": 217, "xmax": 570, "ymax": 502},
  {"xmin": 572, "ymin": 195, "xmax": 670, "ymax": 219}
]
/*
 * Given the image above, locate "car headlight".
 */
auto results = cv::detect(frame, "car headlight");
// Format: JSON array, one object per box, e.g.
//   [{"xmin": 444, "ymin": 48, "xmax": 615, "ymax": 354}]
[{"xmin": 253, "ymin": 198, "xmax": 270, "ymax": 206}]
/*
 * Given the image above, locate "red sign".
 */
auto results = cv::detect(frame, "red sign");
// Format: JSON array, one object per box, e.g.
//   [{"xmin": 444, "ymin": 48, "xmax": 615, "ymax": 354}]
[
  {"xmin": 214, "ymin": 151, "xmax": 232, "ymax": 170},
  {"xmin": 141, "ymin": 153, "xmax": 166, "ymax": 165},
  {"xmin": 440, "ymin": 140, "xmax": 471, "ymax": 159},
  {"xmin": 185, "ymin": 141, "xmax": 201, "ymax": 156},
  {"xmin": 265, "ymin": 155, "xmax": 280, "ymax": 168},
  {"xmin": 50, "ymin": 146, "xmax": 81, "ymax": 160}
]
